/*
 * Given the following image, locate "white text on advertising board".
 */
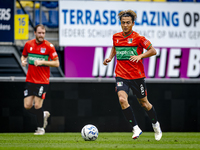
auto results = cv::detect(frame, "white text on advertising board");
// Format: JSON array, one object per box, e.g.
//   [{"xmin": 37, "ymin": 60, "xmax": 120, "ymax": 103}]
[
  {"xmin": 0, "ymin": 8, "xmax": 11, "ymax": 30},
  {"xmin": 92, "ymin": 47, "xmax": 200, "ymax": 78}
]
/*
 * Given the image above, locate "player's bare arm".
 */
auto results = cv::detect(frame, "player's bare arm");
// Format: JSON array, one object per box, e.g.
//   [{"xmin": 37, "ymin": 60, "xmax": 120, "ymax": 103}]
[
  {"xmin": 34, "ymin": 58, "xmax": 60, "ymax": 67},
  {"xmin": 103, "ymin": 46, "xmax": 116, "ymax": 65},
  {"xmin": 129, "ymin": 46, "xmax": 157, "ymax": 63},
  {"xmin": 21, "ymin": 55, "xmax": 28, "ymax": 67}
]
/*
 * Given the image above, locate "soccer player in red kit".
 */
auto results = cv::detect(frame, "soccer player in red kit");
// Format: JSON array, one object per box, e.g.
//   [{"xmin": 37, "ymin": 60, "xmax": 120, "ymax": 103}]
[
  {"xmin": 103, "ymin": 10, "xmax": 162, "ymax": 141},
  {"xmin": 21, "ymin": 24, "xmax": 59, "ymax": 135}
]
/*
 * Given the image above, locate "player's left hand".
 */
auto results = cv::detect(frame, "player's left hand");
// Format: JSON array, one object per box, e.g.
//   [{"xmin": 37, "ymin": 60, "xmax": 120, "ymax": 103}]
[
  {"xmin": 129, "ymin": 55, "xmax": 142, "ymax": 63},
  {"xmin": 34, "ymin": 60, "xmax": 43, "ymax": 66}
]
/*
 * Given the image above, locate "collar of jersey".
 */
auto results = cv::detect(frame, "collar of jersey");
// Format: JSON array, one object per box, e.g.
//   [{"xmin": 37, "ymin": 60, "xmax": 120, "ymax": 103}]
[
  {"xmin": 35, "ymin": 39, "xmax": 44, "ymax": 45},
  {"xmin": 122, "ymin": 30, "xmax": 133, "ymax": 38}
]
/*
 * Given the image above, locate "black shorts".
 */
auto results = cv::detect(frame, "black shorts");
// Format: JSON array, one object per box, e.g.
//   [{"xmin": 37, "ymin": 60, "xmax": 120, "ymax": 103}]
[
  {"xmin": 24, "ymin": 82, "xmax": 49, "ymax": 99},
  {"xmin": 115, "ymin": 77, "xmax": 147, "ymax": 99}
]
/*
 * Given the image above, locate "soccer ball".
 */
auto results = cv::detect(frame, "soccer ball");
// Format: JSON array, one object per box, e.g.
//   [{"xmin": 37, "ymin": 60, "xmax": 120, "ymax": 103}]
[{"xmin": 81, "ymin": 124, "xmax": 98, "ymax": 141}]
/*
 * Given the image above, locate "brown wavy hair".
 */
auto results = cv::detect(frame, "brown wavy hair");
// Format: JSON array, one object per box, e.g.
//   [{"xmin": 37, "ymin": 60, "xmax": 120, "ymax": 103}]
[{"xmin": 118, "ymin": 10, "xmax": 137, "ymax": 22}]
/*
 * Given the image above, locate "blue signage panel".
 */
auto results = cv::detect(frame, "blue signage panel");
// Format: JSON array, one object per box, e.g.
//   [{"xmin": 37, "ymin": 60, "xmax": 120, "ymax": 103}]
[{"xmin": 0, "ymin": 0, "xmax": 14, "ymax": 42}]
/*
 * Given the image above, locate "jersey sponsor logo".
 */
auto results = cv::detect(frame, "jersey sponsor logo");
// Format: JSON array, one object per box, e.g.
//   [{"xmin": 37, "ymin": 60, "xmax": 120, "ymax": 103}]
[
  {"xmin": 117, "ymin": 81, "xmax": 123, "ymax": 86},
  {"xmin": 41, "ymin": 48, "xmax": 46, "ymax": 53},
  {"xmin": 116, "ymin": 51, "xmax": 134, "ymax": 55},
  {"xmin": 30, "ymin": 47, "xmax": 32, "ymax": 51},
  {"xmin": 116, "ymin": 47, "xmax": 138, "ymax": 60},
  {"xmin": 28, "ymin": 53, "xmax": 48, "ymax": 65}
]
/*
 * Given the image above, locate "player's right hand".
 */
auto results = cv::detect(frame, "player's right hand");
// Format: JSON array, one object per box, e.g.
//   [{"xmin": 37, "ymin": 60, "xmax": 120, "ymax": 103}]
[
  {"xmin": 103, "ymin": 58, "xmax": 111, "ymax": 65},
  {"xmin": 21, "ymin": 58, "xmax": 27, "ymax": 67}
]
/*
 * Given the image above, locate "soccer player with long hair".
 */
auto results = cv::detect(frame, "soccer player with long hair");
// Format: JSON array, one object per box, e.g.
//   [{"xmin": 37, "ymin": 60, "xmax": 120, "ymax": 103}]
[{"xmin": 103, "ymin": 10, "xmax": 162, "ymax": 140}]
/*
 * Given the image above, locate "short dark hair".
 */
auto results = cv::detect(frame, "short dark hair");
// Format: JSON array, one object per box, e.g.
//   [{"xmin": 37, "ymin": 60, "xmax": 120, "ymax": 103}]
[
  {"xmin": 34, "ymin": 24, "xmax": 45, "ymax": 32},
  {"xmin": 118, "ymin": 10, "xmax": 137, "ymax": 22}
]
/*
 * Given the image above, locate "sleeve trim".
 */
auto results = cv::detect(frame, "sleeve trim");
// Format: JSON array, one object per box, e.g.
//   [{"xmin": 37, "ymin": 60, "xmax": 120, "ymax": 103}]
[{"xmin": 147, "ymin": 44, "xmax": 152, "ymax": 50}]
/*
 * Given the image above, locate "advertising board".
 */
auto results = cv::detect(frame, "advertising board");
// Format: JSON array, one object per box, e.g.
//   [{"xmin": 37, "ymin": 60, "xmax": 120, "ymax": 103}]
[
  {"xmin": 0, "ymin": 0, "xmax": 14, "ymax": 42},
  {"xmin": 60, "ymin": 1, "xmax": 200, "ymax": 79},
  {"xmin": 59, "ymin": 1, "xmax": 200, "ymax": 47},
  {"xmin": 64, "ymin": 47, "xmax": 200, "ymax": 79}
]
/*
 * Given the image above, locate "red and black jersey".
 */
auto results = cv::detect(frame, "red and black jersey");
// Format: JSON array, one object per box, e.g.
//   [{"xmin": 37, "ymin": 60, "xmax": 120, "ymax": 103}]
[
  {"xmin": 113, "ymin": 30, "xmax": 152, "ymax": 79},
  {"xmin": 22, "ymin": 39, "xmax": 58, "ymax": 84}
]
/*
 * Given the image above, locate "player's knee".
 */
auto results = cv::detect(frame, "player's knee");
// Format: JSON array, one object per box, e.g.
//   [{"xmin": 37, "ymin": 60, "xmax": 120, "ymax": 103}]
[
  {"xmin": 119, "ymin": 97, "xmax": 128, "ymax": 107},
  {"xmin": 139, "ymin": 101, "xmax": 146, "ymax": 107},
  {"xmin": 140, "ymin": 102, "xmax": 151, "ymax": 111},
  {"xmin": 119, "ymin": 97, "xmax": 125, "ymax": 103},
  {"xmin": 34, "ymin": 104, "xmax": 42, "ymax": 109},
  {"xmin": 24, "ymin": 103, "xmax": 32, "ymax": 109}
]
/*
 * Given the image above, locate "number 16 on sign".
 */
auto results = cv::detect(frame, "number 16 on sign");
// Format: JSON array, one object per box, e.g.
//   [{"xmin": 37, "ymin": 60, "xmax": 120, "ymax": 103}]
[{"xmin": 15, "ymin": 14, "xmax": 29, "ymax": 40}]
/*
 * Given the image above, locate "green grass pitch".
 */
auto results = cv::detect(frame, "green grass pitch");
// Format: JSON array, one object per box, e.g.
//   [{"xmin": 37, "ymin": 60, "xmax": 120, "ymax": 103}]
[{"xmin": 0, "ymin": 132, "xmax": 200, "ymax": 150}]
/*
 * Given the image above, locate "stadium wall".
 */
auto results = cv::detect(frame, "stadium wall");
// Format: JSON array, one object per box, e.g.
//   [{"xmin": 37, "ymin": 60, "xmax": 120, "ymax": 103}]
[{"xmin": 0, "ymin": 81, "xmax": 200, "ymax": 133}]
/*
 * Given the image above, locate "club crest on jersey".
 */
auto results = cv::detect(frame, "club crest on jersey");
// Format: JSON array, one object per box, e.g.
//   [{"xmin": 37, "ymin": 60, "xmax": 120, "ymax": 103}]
[
  {"xmin": 127, "ymin": 38, "xmax": 133, "ymax": 44},
  {"xmin": 40, "ymin": 48, "xmax": 46, "ymax": 53}
]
